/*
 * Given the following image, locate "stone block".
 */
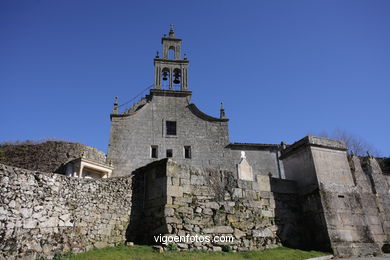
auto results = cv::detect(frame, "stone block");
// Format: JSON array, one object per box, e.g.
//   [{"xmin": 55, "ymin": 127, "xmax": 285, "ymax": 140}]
[
  {"xmin": 23, "ymin": 219, "xmax": 38, "ymax": 229},
  {"xmin": 176, "ymin": 206, "xmax": 193, "ymax": 215},
  {"xmin": 20, "ymin": 208, "xmax": 32, "ymax": 218},
  {"xmin": 167, "ymin": 185, "xmax": 183, "ymax": 197},
  {"xmin": 180, "ymin": 178, "xmax": 190, "ymax": 185},
  {"xmin": 256, "ymin": 175, "xmax": 271, "ymax": 192},
  {"xmin": 234, "ymin": 228, "xmax": 246, "ymax": 239},
  {"xmin": 227, "ymin": 215, "xmax": 238, "ymax": 223},
  {"xmin": 204, "ymin": 226, "xmax": 233, "ymax": 234},
  {"xmin": 166, "ymin": 217, "xmax": 182, "ymax": 224},
  {"xmin": 205, "ymin": 202, "xmax": 220, "ymax": 210},
  {"xmin": 177, "ymin": 243, "xmax": 189, "ymax": 249},
  {"xmin": 203, "ymin": 208, "xmax": 213, "ymax": 215},
  {"xmin": 172, "ymin": 177, "xmax": 180, "ymax": 185},
  {"xmin": 182, "ymin": 184, "xmax": 192, "ymax": 194},
  {"xmin": 190, "ymin": 175, "xmax": 204, "ymax": 185},
  {"xmin": 59, "ymin": 214, "xmax": 71, "ymax": 222},
  {"xmin": 233, "ymin": 188, "xmax": 243, "ymax": 198},
  {"xmin": 164, "ymin": 207, "xmax": 175, "ymax": 216},
  {"xmin": 262, "ymin": 210, "xmax": 274, "ymax": 218},
  {"xmin": 252, "ymin": 228, "xmax": 274, "ymax": 238}
]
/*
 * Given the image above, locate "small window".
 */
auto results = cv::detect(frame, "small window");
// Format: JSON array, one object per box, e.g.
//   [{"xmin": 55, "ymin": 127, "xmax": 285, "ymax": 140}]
[
  {"xmin": 166, "ymin": 121, "xmax": 177, "ymax": 135},
  {"xmin": 184, "ymin": 146, "xmax": 191, "ymax": 159},
  {"xmin": 166, "ymin": 149, "xmax": 173, "ymax": 158},
  {"xmin": 151, "ymin": 145, "xmax": 158, "ymax": 158}
]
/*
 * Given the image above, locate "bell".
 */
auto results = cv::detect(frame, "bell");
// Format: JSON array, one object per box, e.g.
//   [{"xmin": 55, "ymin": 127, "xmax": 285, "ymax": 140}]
[
  {"xmin": 173, "ymin": 70, "xmax": 181, "ymax": 84},
  {"xmin": 173, "ymin": 76, "xmax": 180, "ymax": 84},
  {"xmin": 162, "ymin": 71, "xmax": 168, "ymax": 81}
]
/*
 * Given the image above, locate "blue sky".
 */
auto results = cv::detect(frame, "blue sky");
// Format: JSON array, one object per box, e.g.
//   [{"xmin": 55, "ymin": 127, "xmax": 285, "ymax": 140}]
[{"xmin": 1, "ymin": 0, "xmax": 389, "ymax": 156}]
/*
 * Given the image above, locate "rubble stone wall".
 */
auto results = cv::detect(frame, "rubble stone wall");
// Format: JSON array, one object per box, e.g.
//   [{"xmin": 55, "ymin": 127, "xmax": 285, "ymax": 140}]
[
  {"xmin": 133, "ymin": 159, "xmax": 304, "ymax": 251},
  {"xmin": 0, "ymin": 164, "xmax": 131, "ymax": 260}
]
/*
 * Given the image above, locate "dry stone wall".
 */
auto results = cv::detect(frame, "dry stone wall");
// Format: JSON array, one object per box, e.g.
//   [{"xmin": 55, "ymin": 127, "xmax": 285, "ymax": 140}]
[{"xmin": 0, "ymin": 164, "xmax": 131, "ymax": 260}]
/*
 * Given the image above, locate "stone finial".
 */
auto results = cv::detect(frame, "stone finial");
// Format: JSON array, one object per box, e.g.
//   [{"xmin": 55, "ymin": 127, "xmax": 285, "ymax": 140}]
[
  {"xmin": 367, "ymin": 151, "xmax": 372, "ymax": 158},
  {"xmin": 281, "ymin": 141, "xmax": 287, "ymax": 150},
  {"xmin": 220, "ymin": 102, "xmax": 226, "ymax": 119},
  {"xmin": 156, "ymin": 51, "xmax": 159, "ymax": 58},
  {"xmin": 184, "ymin": 53, "xmax": 187, "ymax": 60},
  {"xmin": 169, "ymin": 24, "xmax": 175, "ymax": 37},
  {"xmin": 240, "ymin": 151, "xmax": 246, "ymax": 160},
  {"xmin": 112, "ymin": 96, "xmax": 118, "ymax": 115}
]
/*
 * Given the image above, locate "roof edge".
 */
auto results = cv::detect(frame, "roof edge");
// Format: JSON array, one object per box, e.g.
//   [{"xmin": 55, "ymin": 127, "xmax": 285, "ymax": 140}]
[{"xmin": 187, "ymin": 103, "xmax": 228, "ymax": 122}]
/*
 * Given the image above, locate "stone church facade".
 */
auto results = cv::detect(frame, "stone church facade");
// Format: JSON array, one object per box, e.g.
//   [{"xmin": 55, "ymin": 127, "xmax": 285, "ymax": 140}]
[{"xmin": 107, "ymin": 26, "xmax": 284, "ymax": 179}]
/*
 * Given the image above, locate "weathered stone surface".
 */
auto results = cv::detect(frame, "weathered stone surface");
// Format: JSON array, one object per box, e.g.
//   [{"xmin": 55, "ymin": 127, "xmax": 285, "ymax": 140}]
[
  {"xmin": 204, "ymin": 226, "xmax": 233, "ymax": 234},
  {"xmin": 0, "ymin": 164, "xmax": 132, "ymax": 260},
  {"xmin": 234, "ymin": 228, "xmax": 246, "ymax": 239},
  {"xmin": 252, "ymin": 228, "xmax": 274, "ymax": 238}
]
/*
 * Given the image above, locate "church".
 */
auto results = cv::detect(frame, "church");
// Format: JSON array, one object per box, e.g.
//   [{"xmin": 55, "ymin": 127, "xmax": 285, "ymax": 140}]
[
  {"xmin": 105, "ymin": 27, "xmax": 390, "ymax": 256},
  {"xmin": 107, "ymin": 25, "xmax": 284, "ymax": 179}
]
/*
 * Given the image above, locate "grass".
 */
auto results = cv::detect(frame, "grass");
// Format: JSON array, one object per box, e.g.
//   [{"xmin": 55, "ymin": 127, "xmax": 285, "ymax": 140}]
[{"xmin": 60, "ymin": 245, "xmax": 329, "ymax": 260}]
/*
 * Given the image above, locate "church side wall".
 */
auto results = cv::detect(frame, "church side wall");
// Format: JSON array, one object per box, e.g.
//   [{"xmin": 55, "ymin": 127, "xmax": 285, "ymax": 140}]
[
  {"xmin": 0, "ymin": 164, "xmax": 132, "ymax": 260},
  {"xmin": 228, "ymin": 149, "xmax": 281, "ymax": 178}
]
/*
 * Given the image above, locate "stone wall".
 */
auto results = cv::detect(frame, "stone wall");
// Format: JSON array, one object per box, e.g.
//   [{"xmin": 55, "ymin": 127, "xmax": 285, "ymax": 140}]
[
  {"xmin": 130, "ymin": 159, "xmax": 305, "ymax": 251},
  {"xmin": 281, "ymin": 136, "xmax": 390, "ymax": 257},
  {"xmin": 0, "ymin": 164, "xmax": 131, "ymax": 260},
  {"xmin": 0, "ymin": 141, "xmax": 107, "ymax": 174}
]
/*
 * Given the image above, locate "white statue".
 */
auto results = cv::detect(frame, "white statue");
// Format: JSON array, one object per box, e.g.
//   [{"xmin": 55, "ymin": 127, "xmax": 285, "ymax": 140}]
[{"xmin": 240, "ymin": 151, "xmax": 246, "ymax": 160}]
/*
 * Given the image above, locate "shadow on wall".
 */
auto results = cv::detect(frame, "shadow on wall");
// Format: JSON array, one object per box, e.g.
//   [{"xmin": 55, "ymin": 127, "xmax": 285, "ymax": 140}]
[
  {"xmin": 270, "ymin": 178, "xmax": 332, "ymax": 252},
  {"xmin": 125, "ymin": 160, "xmax": 169, "ymax": 245}
]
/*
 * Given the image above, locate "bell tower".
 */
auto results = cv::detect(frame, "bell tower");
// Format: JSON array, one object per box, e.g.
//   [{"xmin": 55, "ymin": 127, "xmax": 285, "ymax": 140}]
[{"xmin": 154, "ymin": 25, "xmax": 189, "ymax": 91}]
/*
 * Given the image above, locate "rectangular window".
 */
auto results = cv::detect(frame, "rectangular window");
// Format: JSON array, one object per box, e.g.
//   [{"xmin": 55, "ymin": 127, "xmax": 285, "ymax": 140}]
[
  {"xmin": 184, "ymin": 146, "xmax": 191, "ymax": 159},
  {"xmin": 166, "ymin": 149, "xmax": 173, "ymax": 158},
  {"xmin": 151, "ymin": 145, "xmax": 158, "ymax": 158},
  {"xmin": 166, "ymin": 121, "xmax": 177, "ymax": 135}
]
